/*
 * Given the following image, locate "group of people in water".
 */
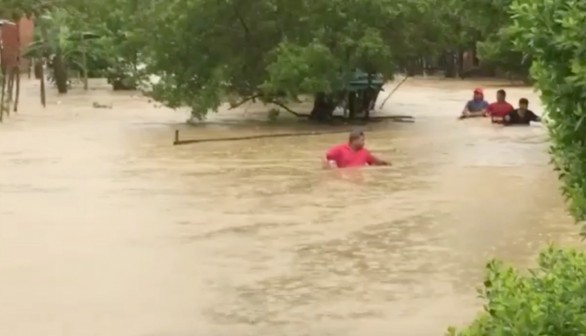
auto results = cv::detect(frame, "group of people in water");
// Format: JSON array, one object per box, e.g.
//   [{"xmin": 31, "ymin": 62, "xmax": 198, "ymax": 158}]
[
  {"xmin": 323, "ymin": 87, "xmax": 542, "ymax": 169},
  {"xmin": 460, "ymin": 88, "xmax": 541, "ymax": 125}
]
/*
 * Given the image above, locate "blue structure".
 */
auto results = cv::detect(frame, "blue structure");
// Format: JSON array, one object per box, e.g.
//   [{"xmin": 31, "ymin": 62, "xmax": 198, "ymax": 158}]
[{"xmin": 343, "ymin": 70, "xmax": 384, "ymax": 119}]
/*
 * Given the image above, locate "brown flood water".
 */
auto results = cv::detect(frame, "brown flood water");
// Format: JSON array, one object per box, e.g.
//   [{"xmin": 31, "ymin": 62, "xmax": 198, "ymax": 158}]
[{"xmin": 0, "ymin": 78, "xmax": 579, "ymax": 336}]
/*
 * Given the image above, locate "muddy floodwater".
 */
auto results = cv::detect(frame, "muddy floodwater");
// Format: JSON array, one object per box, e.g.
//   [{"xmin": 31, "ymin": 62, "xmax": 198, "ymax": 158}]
[{"xmin": 0, "ymin": 78, "xmax": 578, "ymax": 336}]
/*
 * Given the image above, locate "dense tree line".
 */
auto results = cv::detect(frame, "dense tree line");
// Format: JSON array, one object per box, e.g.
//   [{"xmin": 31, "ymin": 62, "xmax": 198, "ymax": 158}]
[
  {"xmin": 1, "ymin": 0, "xmax": 526, "ymax": 118},
  {"xmin": 141, "ymin": 0, "xmax": 527, "ymax": 119}
]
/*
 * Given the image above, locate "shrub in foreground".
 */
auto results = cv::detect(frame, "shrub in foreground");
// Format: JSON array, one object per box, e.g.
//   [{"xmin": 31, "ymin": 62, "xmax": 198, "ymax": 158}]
[{"xmin": 447, "ymin": 246, "xmax": 586, "ymax": 336}]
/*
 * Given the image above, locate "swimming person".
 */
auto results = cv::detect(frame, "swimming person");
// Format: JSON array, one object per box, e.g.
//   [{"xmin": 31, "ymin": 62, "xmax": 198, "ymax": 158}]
[
  {"xmin": 503, "ymin": 98, "xmax": 541, "ymax": 126},
  {"xmin": 459, "ymin": 88, "xmax": 489, "ymax": 119},
  {"xmin": 323, "ymin": 129, "xmax": 389, "ymax": 168},
  {"xmin": 487, "ymin": 89, "xmax": 514, "ymax": 123}
]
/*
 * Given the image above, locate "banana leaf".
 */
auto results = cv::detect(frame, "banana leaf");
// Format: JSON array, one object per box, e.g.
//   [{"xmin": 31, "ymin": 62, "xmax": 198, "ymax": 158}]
[{"xmin": 22, "ymin": 40, "xmax": 45, "ymax": 59}]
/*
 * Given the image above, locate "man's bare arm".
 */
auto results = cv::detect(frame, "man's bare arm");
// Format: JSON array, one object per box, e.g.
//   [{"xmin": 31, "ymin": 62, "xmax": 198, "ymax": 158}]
[
  {"xmin": 468, "ymin": 110, "xmax": 486, "ymax": 117},
  {"xmin": 371, "ymin": 155, "xmax": 390, "ymax": 166},
  {"xmin": 461, "ymin": 107, "xmax": 486, "ymax": 119},
  {"xmin": 322, "ymin": 157, "xmax": 338, "ymax": 169},
  {"xmin": 460, "ymin": 107, "xmax": 470, "ymax": 118}
]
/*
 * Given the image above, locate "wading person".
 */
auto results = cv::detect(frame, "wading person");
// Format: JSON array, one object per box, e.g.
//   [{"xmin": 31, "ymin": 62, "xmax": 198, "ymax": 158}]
[
  {"xmin": 323, "ymin": 129, "xmax": 389, "ymax": 168},
  {"xmin": 459, "ymin": 88, "xmax": 489, "ymax": 119},
  {"xmin": 503, "ymin": 98, "xmax": 541, "ymax": 126},
  {"xmin": 487, "ymin": 89, "xmax": 514, "ymax": 123}
]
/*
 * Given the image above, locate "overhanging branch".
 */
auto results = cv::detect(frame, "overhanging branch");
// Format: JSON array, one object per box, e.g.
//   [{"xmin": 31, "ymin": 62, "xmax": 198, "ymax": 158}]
[
  {"xmin": 228, "ymin": 94, "xmax": 261, "ymax": 110},
  {"xmin": 269, "ymin": 100, "xmax": 304, "ymax": 117}
]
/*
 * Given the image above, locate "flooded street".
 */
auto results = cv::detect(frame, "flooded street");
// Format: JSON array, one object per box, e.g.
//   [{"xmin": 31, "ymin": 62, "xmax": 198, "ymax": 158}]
[{"xmin": 0, "ymin": 78, "xmax": 577, "ymax": 336}]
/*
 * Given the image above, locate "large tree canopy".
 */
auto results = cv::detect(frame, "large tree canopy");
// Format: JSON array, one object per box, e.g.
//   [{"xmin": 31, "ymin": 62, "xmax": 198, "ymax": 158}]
[
  {"xmin": 142, "ymin": 0, "xmax": 452, "ymax": 119},
  {"xmin": 3, "ymin": 0, "xmax": 523, "ymax": 115}
]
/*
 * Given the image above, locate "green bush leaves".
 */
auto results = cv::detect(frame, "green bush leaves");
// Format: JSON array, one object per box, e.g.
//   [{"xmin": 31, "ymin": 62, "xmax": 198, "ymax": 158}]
[
  {"xmin": 449, "ymin": 1, "xmax": 586, "ymax": 334},
  {"xmin": 448, "ymin": 246, "xmax": 586, "ymax": 335},
  {"xmin": 505, "ymin": 0, "xmax": 586, "ymax": 225}
]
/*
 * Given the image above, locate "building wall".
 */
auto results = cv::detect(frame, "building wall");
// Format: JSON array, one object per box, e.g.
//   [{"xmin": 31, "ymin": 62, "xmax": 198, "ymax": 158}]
[
  {"xmin": 18, "ymin": 18, "xmax": 34, "ymax": 71},
  {"xmin": 1, "ymin": 17, "xmax": 34, "ymax": 72}
]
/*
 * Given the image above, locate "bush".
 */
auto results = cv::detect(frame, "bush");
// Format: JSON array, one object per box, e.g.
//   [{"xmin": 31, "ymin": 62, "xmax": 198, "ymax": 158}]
[
  {"xmin": 106, "ymin": 62, "xmax": 141, "ymax": 91},
  {"xmin": 506, "ymin": 0, "xmax": 586, "ymax": 224},
  {"xmin": 447, "ymin": 246, "xmax": 586, "ymax": 335},
  {"xmin": 448, "ymin": 0, "xmax": 586, "ymax": 334}
]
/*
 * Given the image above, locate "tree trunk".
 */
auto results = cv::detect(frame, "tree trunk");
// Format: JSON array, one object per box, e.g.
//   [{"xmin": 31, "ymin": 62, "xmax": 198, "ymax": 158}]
[
  {"xmin": 457, "ymin": 50, "xmax": 465, "ymax": 78},
  {"xmin": 445, "ymin": 52, "xmax": 457, "ymax": 78},
  {"xmin": 370, "ymin": 90, "xmax": 380, "ymax": 110},
  {"xmin": 363, "ymin": 74, "xmax": 375, "ymax": 120},
  {"xmin": 310, "ymin": 93, "xmax": 336, "ymax": 122},
  {"xmin": 40, "ymin": 62, "xmax": 46, "ymax": 107},
  {"xmin": 362, "ymin": 91, "xmax": 370, "ymax": 121},
  {"xmin": 81, "ymin": 37, "xmax": 88, "ymax": 90},
  {"xmin": 348, "ymin": 92, "xmax": 357, "ymax": 119},
  {"xmin": 53, "ymin": 52, "xmax": 68, "ymax": 94},
  {"xmin": 40, "ymin": 24, "xmax": 50, "ymax": 105},
  {"xmin": 14, "ymin": 69, "xmax": 19, "ymax": 113},
  {"xmin": 34, "ymin": 60, "xmax": 43, "ymax": 79},
  {"xmin": 405, "ymin": 59, "xmax": 419, "ymax": 76},
  {"xmin": 82, "ymin": 49, "xmax": 88, "ymax": 90},
  {"xmin": 6, "ymin": 68, "xmax": 14, "ymax": 116},
  {"xmin": 362, "ymin": 89, "xmax": 379, "ymax": 121},
  {"xmin": 7, "ymin": 68, "xmax": 14, "ymax": 101},
  {"xmin": 0, "ymin": 70, "xmax": 6, "ymax": 122}
]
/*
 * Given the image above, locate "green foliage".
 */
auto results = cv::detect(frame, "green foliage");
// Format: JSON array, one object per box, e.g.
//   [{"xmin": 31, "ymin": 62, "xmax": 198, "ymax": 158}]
[
  {"xmin": 138, "ymin": 0, "xmax": 541, "ymax": 117},
  {"xmin": 20, "ymin": 7, "xmax": 105, "ymax": 91},
  {"xmin": 142, "ymin": 0, "xmax": 449, "ymax": 118},
  {"xmin": 26, "ymin": 9, "xmax": 97, "ymax": 59},
  {"xmin": 504, "ymin": 0, "xmax": 586, "ymax": 223},
  {"xmin": 261, "ymin": 42, "xmax": 343, "ymax": 98},
  {"xmin": 413, "ymin": 0, "xmax": 526, "ymax": 78},
  {"xmin": 0, "ymin": 0, "xmax": 58, "ymax": 20},
  {"xmin": 447, "ymin": 3, "xmax": 586, "ymax": 333},
  {"xmin": 14, "ymin": 0, "xmax": 152, "ymax": 90},
  {"xmin": 448, "ymin": 246, "xmax": 586, "ymax": 335},
  {"xmin": 477, "ymin": 32, "xmax": 530, "ymax": 79},
  {"xmin": 7, "ymin": 0, "xmax": 530, "ymax": 102},
  {"xmin": 447, "ymin": 0, "xmax": 530, "ymax": 77},
  {"xmin": 81, "ymin": 0, "xmax": 150, "ymax": 88}
]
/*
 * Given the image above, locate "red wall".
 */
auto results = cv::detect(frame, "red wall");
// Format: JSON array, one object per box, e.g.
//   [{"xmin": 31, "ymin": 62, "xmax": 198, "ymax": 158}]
[
  {"xmin": 1, "ymin": 17, "xmax": 34, "ymax": 72},
  {"xmin": 19, "ymin": 18, "xmax": 34, "ymax": 71}
]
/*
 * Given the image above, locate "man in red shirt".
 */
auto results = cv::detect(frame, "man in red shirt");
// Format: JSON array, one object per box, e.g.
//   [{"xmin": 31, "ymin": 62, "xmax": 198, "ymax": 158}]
[
  {"xmin": 323, "ymin": 130, "xmax": 389, "ymax": 168},
  {"xmin": 487, "ymin": 89, "xmax": 514, "ymax": 123}
]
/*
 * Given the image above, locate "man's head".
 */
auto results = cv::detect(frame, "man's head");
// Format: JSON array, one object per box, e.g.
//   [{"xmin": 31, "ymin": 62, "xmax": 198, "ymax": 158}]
[
  {"xmin": 473, "ymin": 88, "xmax": 484, "ymax": 100},
  {"xmin": 496, "ymin": 89, "xmax": 506, "ymax": 102},
  {"xmin": 348, "ymin": 129, "xmax": 365, "ymax": 150},
  {"xmin": 519, "ymin": 98, "xmax": 529, "ymax": 111}
]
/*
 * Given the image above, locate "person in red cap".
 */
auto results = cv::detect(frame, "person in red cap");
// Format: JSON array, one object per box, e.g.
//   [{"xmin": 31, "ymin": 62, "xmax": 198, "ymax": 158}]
[{"xmin": 459, "ymin": 88, "xmax": 489, "ymax": 119}]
